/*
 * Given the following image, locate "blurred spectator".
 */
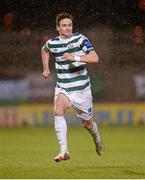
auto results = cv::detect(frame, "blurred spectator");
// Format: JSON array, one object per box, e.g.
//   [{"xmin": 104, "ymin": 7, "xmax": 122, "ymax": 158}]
[
  {"xmin": 19, "ymin": 27, "xmax": 32, "ymax": 45},
  {"xmin": 2, "ymin": 12, "xmax": 14, "ymax": 31},
  {"xmin": 133, "ymin": 25, "xmax": 144, "ymax": 44},
  {"xmin": 138, "ymin": 0, "xmax": 145, "ymax": 11},
  {"xmin": 42, "ymin": 34, "xmax": 49, "ymax": 43},
  {"xmin": 140, "ymin": 112, "xmax": 145, "ymax": 124},
  {"xmin": 20, "ymin": 27, "xmax": 38, "ymax": 46},
  {"xmin": 20, "ymin": 27, "xmax": 31, "ymax": 37},
  {"xmin": 41, "ymin": 30, "xmax": 50, "ymax": 44}
]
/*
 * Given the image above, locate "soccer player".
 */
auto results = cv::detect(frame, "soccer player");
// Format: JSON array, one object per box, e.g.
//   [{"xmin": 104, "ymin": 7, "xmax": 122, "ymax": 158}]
[{"xmin": 41, "ymin": 12, "xmax": 104, "ymax": 162}]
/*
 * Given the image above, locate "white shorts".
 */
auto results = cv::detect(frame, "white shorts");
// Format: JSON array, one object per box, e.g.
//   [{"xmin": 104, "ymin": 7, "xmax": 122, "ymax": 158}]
[{"xmin": 54, "ymin": 87, "xmax": 93, "ymax": 120}]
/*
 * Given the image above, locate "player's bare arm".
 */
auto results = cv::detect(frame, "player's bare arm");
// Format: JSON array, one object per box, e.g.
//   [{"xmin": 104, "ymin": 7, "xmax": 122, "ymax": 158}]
[
  {"xmin": 41, "ymin": 48, "xmax": 50, "ymax": 78},
  {"xmin": 63, "ymin": 51, "xmax": 99, "ymax": 63}
]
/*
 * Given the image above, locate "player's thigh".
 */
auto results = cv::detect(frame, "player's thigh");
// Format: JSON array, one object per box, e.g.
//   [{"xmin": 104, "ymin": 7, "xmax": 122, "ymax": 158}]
[{"xmin": 54, "ymin": 93, "xmax": 71, "ymax": 113}]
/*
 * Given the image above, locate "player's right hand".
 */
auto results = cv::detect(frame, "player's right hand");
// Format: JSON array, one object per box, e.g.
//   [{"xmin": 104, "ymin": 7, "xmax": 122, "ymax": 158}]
[{"xmin": 42, "ymin": 70, "xmax": 50, "ymax": 79}]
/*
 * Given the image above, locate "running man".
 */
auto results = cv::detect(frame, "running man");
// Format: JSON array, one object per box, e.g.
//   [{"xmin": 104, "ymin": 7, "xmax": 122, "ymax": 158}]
[{"xmin": 41, "ymin": 12, "xmax": 104, "ymax": 162}]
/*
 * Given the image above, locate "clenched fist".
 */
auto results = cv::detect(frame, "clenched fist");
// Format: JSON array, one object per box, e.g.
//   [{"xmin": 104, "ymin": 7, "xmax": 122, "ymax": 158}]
[
  {"xmin": 63, "ymin": 53, "xmax": 74, "ymax": 61},
  {"xmin": 42, "ymin": 70, "xmax": 50, "ymax": 79}
]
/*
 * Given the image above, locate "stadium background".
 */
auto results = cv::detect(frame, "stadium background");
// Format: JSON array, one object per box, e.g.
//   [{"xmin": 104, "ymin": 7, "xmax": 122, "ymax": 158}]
[
  {"xmin": 0, "ymin": 0, "xmax": 145, "ymax": 127},
  {"xmin": 0, "ymin": 0, "xmax": 145, "ymax": 179}
]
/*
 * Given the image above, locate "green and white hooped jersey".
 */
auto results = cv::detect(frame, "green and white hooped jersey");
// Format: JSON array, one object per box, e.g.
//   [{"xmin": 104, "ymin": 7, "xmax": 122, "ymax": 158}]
[{"xmin": 43, "ymin": 33, "xmax": 94, "ymax": 93}]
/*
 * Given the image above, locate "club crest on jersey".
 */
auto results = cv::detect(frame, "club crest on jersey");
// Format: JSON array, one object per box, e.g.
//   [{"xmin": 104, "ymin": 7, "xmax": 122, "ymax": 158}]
[
  {"xmin": 67, "ymin": 43, "xmax": 74, "ymax": 49},
  {"xmin": 88, "ymin": 107, "xmax": 92, "ymax": 113}
]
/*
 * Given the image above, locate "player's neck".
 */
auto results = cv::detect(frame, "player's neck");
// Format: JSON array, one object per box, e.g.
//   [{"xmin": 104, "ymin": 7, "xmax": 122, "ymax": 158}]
[{"xmin": 59, "ymin": 34, "xmax": 72, "ymax": 40}]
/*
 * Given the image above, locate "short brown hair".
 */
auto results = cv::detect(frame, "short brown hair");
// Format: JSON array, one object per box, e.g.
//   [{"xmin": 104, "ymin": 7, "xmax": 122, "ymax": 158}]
[{"xmin": 56, "ymin": 12, "xmax": 73, "ymax": 26}]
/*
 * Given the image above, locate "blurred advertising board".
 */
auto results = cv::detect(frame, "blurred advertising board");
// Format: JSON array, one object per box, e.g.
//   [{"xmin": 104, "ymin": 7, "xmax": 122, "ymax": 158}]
[
  {"xmin": 134, "ymin": 74, "xmax": 145, "ymax": 99},
  {"xmin": 0, "ymin": 73, "xmax": 56, "ymax": 102},
  {"xmin": 0, "ymin": 79, "xmax": 28, "ymax": 100},
  {"xmin": 26, "ymin": 73, "xmax": 56, "ymax": 102},
  {"xmin": 0, "ymin": 103, "xmax": 145, "ymax": 127}
]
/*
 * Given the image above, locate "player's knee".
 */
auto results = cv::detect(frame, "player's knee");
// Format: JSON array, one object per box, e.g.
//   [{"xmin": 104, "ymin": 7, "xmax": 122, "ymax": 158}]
[
  {"xmin": 54, "ymin": 107, "xmax": 64, "ymax": 116},
  {"xmin": 82, "ymin": 120, "xmax": 93, "ymax": 129}
]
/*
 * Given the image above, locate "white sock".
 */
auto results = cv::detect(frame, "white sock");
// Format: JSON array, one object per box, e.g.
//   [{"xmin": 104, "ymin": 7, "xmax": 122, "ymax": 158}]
[
  {"xmin": 87, "ymin": 121, "xmax": 101, "ymax": 143},
  {"xmin": 54, "ymin": 116, "xmax": 68, "ymax": 153}
]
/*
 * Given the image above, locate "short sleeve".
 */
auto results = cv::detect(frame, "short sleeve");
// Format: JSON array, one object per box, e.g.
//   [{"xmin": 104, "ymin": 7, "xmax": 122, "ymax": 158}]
[
  {"xmin": 42, "ymin": 40, "xmax": 50, "ymax": 52},
  {"xmin": 79, "ymin": 35, "xmax": 94, "ymax": 54}
]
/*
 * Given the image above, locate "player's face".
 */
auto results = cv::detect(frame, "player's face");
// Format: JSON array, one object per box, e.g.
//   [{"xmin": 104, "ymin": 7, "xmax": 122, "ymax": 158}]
[{"xmin": 57, "ymin": 18, "xmax": 73, "ymax": 38}]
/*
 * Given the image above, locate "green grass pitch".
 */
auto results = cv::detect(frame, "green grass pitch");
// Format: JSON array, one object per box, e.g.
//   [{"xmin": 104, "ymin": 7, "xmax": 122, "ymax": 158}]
[{"xmin": 0, "ymin": 125, "xmax": 145, "ymax": 179}]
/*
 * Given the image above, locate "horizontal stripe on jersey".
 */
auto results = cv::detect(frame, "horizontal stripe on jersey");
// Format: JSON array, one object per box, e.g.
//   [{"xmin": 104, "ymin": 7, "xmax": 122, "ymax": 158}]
[
  {"xmin": 57, "ymin": 68, "xmax": 88, "ymax": 79},
  {"xmin": 47, "ymin": 36, "xmax": 81, "ymax": 49},
  {"xmin": 58, "ymin": 79, "xmax": 90, "ymax": 89},
  {"xmin": 57, "ymin": 74, "xmax": 88, "ymax": 83},
  {"xmin": 55, "ymin": 61, "xmax": 86, "ymax": 69},
  {"xmin": 57, "ymin": 65, "xmax": 86, "ymax": 74},
  {"xmin": 56, "ymin": 60, "xmax": 76, "ymax": 65},
  {"xmin": 57, "ymin": 82, "xmax": 90, "ymax": 92},
  {"xmin": 52, "ymin": 47, "xmax": 81, "ymax": 58}
]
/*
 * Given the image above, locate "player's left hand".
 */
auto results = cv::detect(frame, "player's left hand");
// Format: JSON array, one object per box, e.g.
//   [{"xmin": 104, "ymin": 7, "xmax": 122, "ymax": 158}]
[{"xmin": 63, "ymin": 53, "xmax": 74, "ymax": 61}]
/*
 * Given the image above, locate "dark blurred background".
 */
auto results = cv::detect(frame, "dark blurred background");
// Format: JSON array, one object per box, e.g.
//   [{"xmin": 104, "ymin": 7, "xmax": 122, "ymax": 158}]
[
  {"xmin": 0, "ymin": 0, "xmax": 144, "ymax": 30},
  {"xmin": 0, "ymin": 0, "xmax": 145, "ymax": 103}
]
